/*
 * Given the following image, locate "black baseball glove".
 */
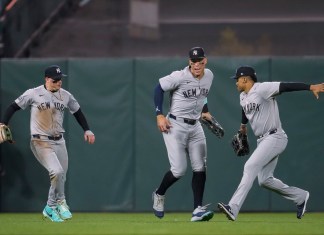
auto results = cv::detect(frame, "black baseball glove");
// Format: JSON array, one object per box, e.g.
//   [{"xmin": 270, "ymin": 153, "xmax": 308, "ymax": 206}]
[
  {"xmin": 231, "ymin": 131, "xmax": 249, "ymax": 156},
  {"xmin": 0, "ymin": 124, "xmax": 13, "ymax": 144},
  {"xmin": 200, "ymin": 116, "xmax": 224, "ymax": 138}
]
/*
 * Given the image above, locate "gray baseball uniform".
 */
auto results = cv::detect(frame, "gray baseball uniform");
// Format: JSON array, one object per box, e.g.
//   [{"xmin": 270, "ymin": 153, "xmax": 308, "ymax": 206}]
[
  {"xmin": 159, "ymin": 66, "xmax": 213, "ymax": 177},
  {"xmin": 153, "ymin": 47, "xmax": 214, "ymax": 222},
  {"xmin": 1, "ymin": 65, "xmax": 94, "ymax": 222},
  {"xmin": 15, "ymin": 85, "xmax": 80, "ymax": 207},
  {"xmin": 228, "ymin": 82, "xmax": 308, "ymax": 218}
]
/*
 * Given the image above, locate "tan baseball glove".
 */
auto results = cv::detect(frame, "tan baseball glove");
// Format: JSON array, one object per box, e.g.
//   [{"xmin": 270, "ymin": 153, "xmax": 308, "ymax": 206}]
[{"xmin": 0, "ymin": 124, "xmax": 13, "ymax": 144}]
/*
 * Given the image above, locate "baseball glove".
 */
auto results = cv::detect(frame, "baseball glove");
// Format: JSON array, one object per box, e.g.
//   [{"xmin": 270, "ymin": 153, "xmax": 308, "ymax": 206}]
[
  {"xmin": 0, "ymin": 124, "xmax": 13, "ymax": 144},
  {"xmin": 231, "ymin": 131, "xmax": 249, "ymax": 156},
  {"xmin": 200, "ymin": 116, "xmax": 224, "ymax": 138}
]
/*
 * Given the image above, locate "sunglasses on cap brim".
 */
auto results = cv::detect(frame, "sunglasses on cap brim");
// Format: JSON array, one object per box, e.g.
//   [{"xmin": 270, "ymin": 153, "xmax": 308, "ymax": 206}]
[
  {"xmin": 190, "ymin": 58, "xmax": 204, "ymax": 63},
  {"xmin": 51, "ymin": 78, "xmax": 62, "ymax": 83}
]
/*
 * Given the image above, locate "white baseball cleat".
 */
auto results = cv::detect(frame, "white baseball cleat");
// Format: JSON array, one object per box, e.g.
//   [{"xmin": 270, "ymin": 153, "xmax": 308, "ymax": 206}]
[
  {"xmin": 190, "ymin": 204, "xmax": 214, "ymax": 222},
  {"xmin": 152, "ymin": 191, "xmax": 165, "ymax": 218}
]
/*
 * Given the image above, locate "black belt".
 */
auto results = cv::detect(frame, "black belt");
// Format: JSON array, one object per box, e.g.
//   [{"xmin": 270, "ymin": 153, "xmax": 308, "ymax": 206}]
[
  {"xmin": 258, "ymin": 129, "xmax": 277, "ymax": 139},
  {"xmin": 169, "ymin": 114, "xmax": 196, "ymax": 125},
  {"xmin": 32, "ymin": 134, "xmax": 63, "ymax": 141}
]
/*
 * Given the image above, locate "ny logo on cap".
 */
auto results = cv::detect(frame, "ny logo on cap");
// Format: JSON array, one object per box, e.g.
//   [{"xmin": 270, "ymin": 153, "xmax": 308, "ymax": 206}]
[
  {"xmin": 193, "ymin": 50, "xmax": 198, "ymax": 55},
  {"xmin": 56, "ymin": 68, "xmax": 61, "ymax": 74}
]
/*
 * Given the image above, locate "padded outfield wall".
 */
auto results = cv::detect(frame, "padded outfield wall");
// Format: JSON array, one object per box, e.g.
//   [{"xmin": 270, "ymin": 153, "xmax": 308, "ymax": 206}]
[{"xmin": 0, "ymin": 57, "xmax": 323, "ymax": 212}]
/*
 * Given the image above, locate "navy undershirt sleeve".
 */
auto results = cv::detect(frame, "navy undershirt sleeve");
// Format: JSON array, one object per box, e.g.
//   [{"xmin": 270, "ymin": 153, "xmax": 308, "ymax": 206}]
[
  {"xmin": 2, "ymin": 102, "xmax": 21, "ymax": 125},
  {"xmin": 202, "ymin": 103, "xmax": 208, "ymax": 113},
  {"xmin": 241, "ymin": 108, "xmax": 248, "ymax": 125},
  {"xmin": 73, "ymin": 108, "xmax": 90, "ymax": 131},
  {"xmin": 154, "ymin": 83, "xmax": 164, "ymax": 115},
  {"xmin": 279, "ymin": 82, "xmax": 310, "ymax": 93}
]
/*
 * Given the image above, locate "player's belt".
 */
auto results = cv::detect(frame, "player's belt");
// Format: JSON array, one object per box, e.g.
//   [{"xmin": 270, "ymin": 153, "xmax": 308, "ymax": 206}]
[
  {"xmin": 258, "ymin": 129, "xmax": 277, "ymax": 139},
  {"xmin": 32, "ymin": 134, "xmax": 63, "ymax": 141},
  {"xmin": 169, "ymin": 113, "xmax": 196, "ymax": 125}
]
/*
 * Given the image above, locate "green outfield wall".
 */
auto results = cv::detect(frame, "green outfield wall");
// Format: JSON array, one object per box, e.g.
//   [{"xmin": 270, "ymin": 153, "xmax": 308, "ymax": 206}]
[{"xmin": 0, "ymin": 57, "xmax": 323, "ymax": 213}]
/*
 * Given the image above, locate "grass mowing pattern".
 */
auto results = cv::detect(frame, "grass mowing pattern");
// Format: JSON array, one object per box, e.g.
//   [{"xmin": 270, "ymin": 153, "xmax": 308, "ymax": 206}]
[{"xmin": 0, "ymin": 212, "xmax": 323, "ymax": 235}]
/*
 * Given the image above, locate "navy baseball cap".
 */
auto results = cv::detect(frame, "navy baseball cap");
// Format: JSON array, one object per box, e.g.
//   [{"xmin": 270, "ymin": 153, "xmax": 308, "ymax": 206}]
[
  {"xmin": 231, "ymin": 66, "xmax": 257, "ymax": 82},
  {"xmin": 189, "ymin": 47, "xmax": 206, "ymax": 60},
  {"xmin": 45, "ymin": 65, "xmax": 67, "ymax": 80}
]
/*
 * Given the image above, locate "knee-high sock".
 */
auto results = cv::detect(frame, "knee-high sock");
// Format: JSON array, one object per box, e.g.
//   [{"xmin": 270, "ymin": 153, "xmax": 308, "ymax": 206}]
[
  {"xmin": 156, "ymin": 170, "xmax": 179, "ymax": 195},
  {"xmin": 192, "ymin": 171, "xmax": 206, "ymax": 209}
]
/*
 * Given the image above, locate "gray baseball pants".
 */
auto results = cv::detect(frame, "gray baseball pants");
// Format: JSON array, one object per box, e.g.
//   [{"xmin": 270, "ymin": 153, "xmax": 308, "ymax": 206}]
[
  {"xmin": 229, "ymin": 130, "xmax": 308, "ymax": 218},
  {"xmin": 30, "ymin": 137, "xmax": 68, "ymax": 207}
]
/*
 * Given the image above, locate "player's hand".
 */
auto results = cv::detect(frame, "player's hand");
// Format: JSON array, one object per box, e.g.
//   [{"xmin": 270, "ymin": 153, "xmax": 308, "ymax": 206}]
[
  {"xmin": 310, "ymin": 83, "xmax": 324, "ymax": 99},
  {"xmin": 201, "ymin": 112, "xmax": 212, "ymax": 121},
  {"xmin": 239, "ymin": 124, "xmax": 248, "ymax": 135},
  {"xmin": 157, "ymin": 115, "xmax": 172, "ymax": 133},
  {"xmin": 84, "ymin": 130, "xmax": 95, "ymax": 144}
]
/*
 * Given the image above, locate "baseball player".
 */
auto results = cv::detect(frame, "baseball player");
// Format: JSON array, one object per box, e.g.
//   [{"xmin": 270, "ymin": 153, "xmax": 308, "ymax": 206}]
[
  {"xmin": 1, "ymin": 65, "xmax": 95, "ymax": 222},
  {"xmin": 217, "ymin": 65, "xmax": 324, "ymax": 221},
  {"xmin": 152, "ymin": 47, "xmax": 215, "ymax": 222}
]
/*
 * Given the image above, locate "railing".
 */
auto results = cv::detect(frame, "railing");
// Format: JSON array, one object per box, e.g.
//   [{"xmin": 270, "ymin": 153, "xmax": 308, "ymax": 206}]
[{"xmin": 0, "ymin": 0, "xmax": 79, "ymax": 58}]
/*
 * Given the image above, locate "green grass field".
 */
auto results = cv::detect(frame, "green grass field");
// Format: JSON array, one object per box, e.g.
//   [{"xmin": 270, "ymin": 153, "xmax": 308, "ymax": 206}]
[{"xmin": 0, "ymin": 212, "xmax": 324, "ymax": 235}]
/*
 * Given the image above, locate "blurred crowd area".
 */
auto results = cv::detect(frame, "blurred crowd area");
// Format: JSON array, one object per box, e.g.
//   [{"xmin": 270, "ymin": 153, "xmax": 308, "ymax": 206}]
[{"xmin": 0, "ymin": 0, "xmax": 324, "ymax": 58}]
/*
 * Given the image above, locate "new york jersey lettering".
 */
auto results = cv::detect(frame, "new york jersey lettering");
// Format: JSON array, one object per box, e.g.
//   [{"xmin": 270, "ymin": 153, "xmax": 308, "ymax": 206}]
[
  {"xmin": 183, "ymin": 88, "xmax": 209, "ymax": 98},
  {"xmin": 243, "ymin": 102, "xmax": 260, "ymax": 114},
  {"xmin": 37, "ymin": 102, "xmax": 50, "ymax": 111},
  {"xmin": 54, "ymin": 102, "xmax": 65, "ymax": 112},
  {"xmin": 37, "ymin": 102, "xmax": 65, "ymax": 112}
]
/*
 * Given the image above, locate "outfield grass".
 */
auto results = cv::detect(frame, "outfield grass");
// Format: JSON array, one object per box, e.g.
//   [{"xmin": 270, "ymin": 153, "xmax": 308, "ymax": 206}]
[{"xmin": 0, "ymin": 212, "xmax": 323, "ymax": 235}]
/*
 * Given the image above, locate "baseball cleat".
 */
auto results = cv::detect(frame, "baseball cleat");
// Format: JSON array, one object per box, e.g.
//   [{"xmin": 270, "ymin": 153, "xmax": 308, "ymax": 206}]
[
  {"xmin": 152, "ymin": 191, "xmax": 165, "ymax": 218},
  {"xmin": 42, "ymin": 205, "xmax": 64, "ymax": 222},
  {"xmin": 190, "ymin": 204, "xmax": 214, "ymax": 222},
  {"xmin": 297, "ymin": 191, "xmax": 309, "ymax": 219},
  {"xmin": 217, "ymin": 202, "xmax": 236, "ymax": 221},
  {"xmin": 57, "ymin": 199, "xmax": 72, "ymax": 220}
]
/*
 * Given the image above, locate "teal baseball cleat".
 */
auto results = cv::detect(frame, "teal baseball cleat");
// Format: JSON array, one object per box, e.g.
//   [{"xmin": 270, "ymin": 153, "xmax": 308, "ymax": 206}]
[
  {"xmin": 57, "ymin": 199, "xmax": 72, "ymax": 220},
  {"xmin": 42, "ymin": 205, "xmax": 64, "ymax": 222}
]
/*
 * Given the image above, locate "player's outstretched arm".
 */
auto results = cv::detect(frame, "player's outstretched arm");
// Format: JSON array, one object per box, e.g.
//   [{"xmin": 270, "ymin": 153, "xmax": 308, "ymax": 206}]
[
  {"xmin": 279, "ymin": 82, "xmax": 324, "ymax": 99},
  {"xmin": 310, "ymin": 83, "xmax": 324, "ymax": 99}
]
